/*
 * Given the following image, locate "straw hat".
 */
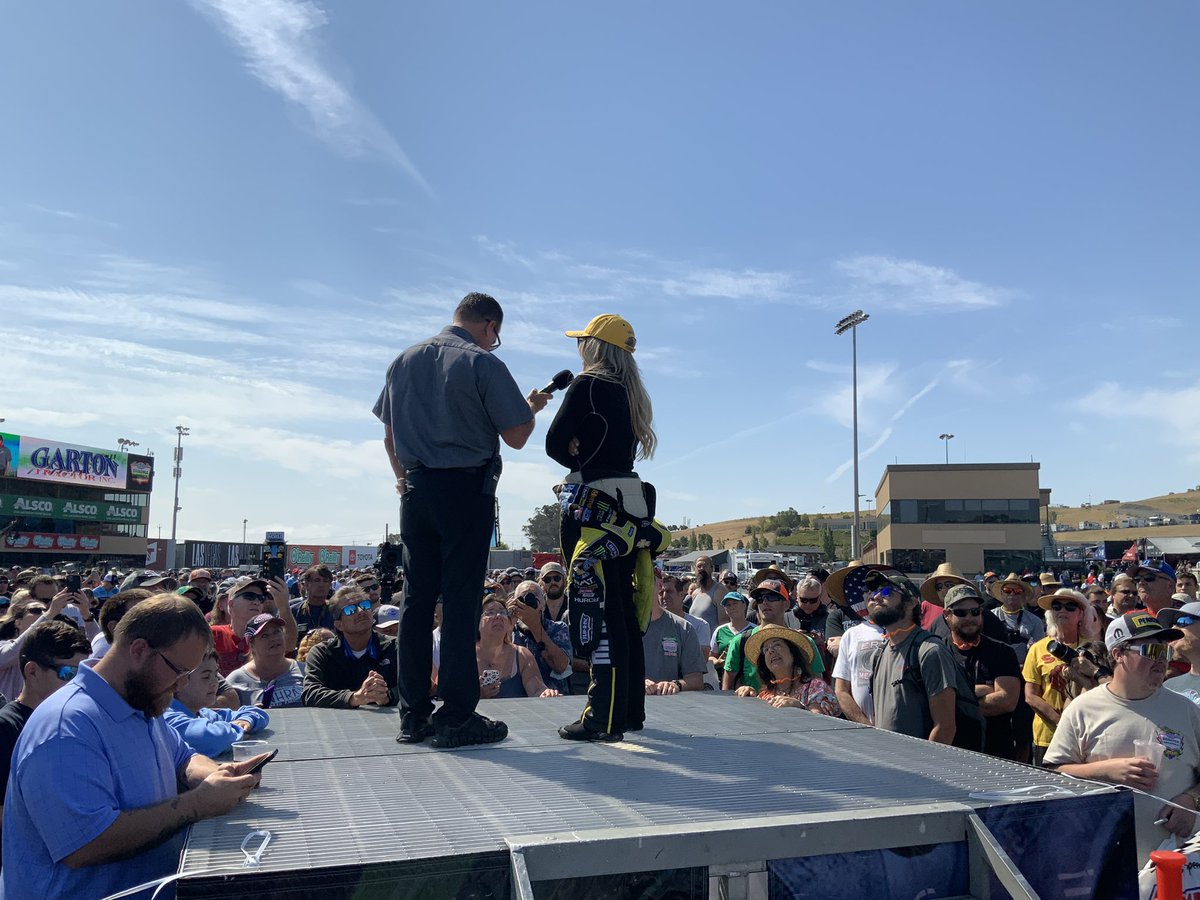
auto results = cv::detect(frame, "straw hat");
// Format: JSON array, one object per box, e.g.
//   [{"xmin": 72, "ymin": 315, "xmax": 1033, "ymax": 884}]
[
  {"xmin": 919, "ymin": 563, "xmax": 974, "ymax": 606},
  {"xmin": 1038, "ymin": 572, "xmax": 1063, "ymax": 590},
  {"xmin": 989, "ymin": 573, "xmax": 1035, "ymax": 605},
  {"xmin": 1038, "ymin": 588, "xmax": 1088, "ymax": 612},
  {"xmin": 744, "ymin": 624, "xmax": 815, "ymax": 670}
]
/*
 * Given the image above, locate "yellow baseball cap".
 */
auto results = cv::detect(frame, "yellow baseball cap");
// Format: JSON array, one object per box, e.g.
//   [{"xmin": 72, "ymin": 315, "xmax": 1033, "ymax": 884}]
[{"xmin": 565, "ymin": 314, "xmax": 637, "ymax": 353}]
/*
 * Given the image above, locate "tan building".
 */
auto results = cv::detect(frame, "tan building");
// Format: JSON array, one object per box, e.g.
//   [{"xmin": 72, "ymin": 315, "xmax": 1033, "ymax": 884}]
[{"xmin": 866, "ymin": 463, "xmax": 1045, "ymax": 576}]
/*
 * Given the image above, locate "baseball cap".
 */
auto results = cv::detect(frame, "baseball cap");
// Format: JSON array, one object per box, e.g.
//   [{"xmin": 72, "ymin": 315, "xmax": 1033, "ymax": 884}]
[
  {"xmin": 189, "ymin": 569, "xmax": 213, "ymax": 582},
  {"xmin": 176, "ymin": 585, "xmax": 206, "ymax": 601},
  {"xmin": 375, "ymin": 606, "xmax": 401, "ymax": 629},
  {"xmin": 228, "ymin": 576, "xmax": 268, "ymax": 598},
  {"xmin": 721, "ymin": 590, "xmax": 749, "ymax": 607},
  {"xmin": 750, "ymin": 579, "xmax": 790, "ymax": 604},
  {"xmin": 1104, "ymin": 610, "xmax": 1182, "ymax": 651},
  {"xmin": 565, "ymin": 314, "xmax": 637, "ymax": 353},
  {"xmin": 1156, "ymin": 602, "xmax": 1200, "ymax": 629},
  {"xmin": 1134, "ymin": 559, "xmax": 1177, "ymax": 581},
  {"xmin": 244, "ymin": 613, "xmax": 285, "ymax": 641},
  {"xmin": 539, "ymin": 562, "xmax": 566, "ymax": 578},
  {"xmin": 943, "ymin": 584, "xmax": 983, "ymax": 608}
]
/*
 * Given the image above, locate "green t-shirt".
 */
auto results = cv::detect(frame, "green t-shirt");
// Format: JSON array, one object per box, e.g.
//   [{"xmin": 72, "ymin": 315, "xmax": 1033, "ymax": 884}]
[{"xmin": 712, "ymin": 622, "xmax": 753, "ymax": 660}]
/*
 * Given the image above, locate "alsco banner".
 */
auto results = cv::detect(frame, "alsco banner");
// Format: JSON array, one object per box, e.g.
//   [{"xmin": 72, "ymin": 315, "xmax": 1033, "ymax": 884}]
[
  {"xmin": 0, "ymin": 494, "xmax": 141, "ymax": 524},
  {"xmin": 9, "ymin": 434, "xmax": 127, "ymax": 489}
]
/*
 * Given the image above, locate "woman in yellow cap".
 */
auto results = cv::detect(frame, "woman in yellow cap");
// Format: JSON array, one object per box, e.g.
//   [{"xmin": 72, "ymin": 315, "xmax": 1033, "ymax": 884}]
[{"xmin": 548, "ymin": 314, "xmax": 662, "ymax": 742}]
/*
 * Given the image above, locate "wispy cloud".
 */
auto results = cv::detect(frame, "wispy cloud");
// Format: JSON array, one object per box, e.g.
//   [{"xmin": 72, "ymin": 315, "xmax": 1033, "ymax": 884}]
[
  {"xmin": 824, "ymin": 360, "xmax": 970, "ymax": 482},
  {"xmin": 659, "ymin": 268, "xmax": 794, "ymax": 300},
  {"xmin": 475, "ymin": 235, "xmax": 536, "ymax": 271},
  {"xmin": 192, "ymin": 0, "xmax": 432, "ymax": 196},
  {"xmin": 836, "ymin": 255, "xmax": 1010, "ymax": 312},
  {"xmin": 26, "ymin": 204, "xmax": 119, "ymax": 229}
]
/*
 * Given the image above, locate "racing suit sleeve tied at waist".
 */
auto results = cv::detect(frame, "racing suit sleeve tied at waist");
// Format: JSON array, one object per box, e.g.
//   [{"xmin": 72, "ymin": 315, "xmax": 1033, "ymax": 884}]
[{"xmin": 555, "ymin": 477, "xmax": 671, "ymax": 657}]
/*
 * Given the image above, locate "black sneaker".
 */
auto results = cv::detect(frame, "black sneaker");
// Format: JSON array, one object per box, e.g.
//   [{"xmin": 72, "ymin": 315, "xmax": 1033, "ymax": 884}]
[
  {"xmin": 558, "ymin": 721, "xmax": 623, "ymax": 743},
  {"xmin": 431, "ymin": 713, "xmax": 508, "ymax": 749},
  {"xmin": 396, "ymin": 714, "xmax": 434, "ymax": 744}
]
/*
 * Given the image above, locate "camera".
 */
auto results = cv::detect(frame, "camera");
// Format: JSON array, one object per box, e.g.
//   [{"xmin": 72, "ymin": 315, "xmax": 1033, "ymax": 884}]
[
  {"xmin": 1047, "ymin": 640, "xmax": 1078, "ymax": 664},
  {"xmin": 374, "ymin": 542, "xmax": 402, "ymax": 604}
]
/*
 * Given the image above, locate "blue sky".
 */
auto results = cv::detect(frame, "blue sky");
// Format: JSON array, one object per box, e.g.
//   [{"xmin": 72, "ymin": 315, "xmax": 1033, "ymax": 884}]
[{"xmin": 3, "ymin": 2, "xmax": 1197, "ymax": 548}]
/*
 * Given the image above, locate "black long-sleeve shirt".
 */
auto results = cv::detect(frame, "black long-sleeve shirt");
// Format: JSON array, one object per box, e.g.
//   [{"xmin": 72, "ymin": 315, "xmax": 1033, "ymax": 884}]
[
  {"xmin": 545, "ymin": 375, "xmax": 637, "ymax": 480},
  {"xmin": 302, "ymin": 633, "xmax": 400, "ymax": 708}
]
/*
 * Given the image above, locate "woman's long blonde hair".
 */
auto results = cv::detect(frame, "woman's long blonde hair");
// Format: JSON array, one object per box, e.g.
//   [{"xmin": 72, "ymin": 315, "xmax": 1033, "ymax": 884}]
[{"xmin": 578, "ymin": 336, "xmax": 657, "ymax": 460}]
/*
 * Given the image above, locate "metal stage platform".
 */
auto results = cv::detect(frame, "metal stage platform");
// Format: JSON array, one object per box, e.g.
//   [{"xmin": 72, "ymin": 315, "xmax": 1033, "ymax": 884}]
[{"xmin": 175, "ymin": 695, "xmax": 1136, "ymax": 899}]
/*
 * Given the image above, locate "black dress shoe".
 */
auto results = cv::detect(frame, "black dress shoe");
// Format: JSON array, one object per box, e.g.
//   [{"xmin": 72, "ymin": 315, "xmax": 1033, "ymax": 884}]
[
  {"xmin": 396, "ymin": 715, "xmax": 434, "ymax": 744},
  {"xmin": 431, "ymin": 713, "xmax": 508, "ymax": 749},
  {"xmin": 558, "ymin": 721, "xmax": 623, "ymax": 742}
]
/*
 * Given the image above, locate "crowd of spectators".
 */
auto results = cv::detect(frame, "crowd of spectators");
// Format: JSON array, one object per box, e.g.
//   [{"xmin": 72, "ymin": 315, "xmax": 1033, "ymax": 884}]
[{"xmin": 0, "ymin": 553, "xmax": 1197, "ymax": 891}]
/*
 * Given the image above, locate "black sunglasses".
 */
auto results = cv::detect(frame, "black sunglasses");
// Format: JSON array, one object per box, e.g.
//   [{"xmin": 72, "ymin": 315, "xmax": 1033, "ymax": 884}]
[
  {"xmin": 949, "ymin": 607, "xmax": 982, "ymax": 618},
  {"xmin": 1050, "ymin": 601, "xmax": 1081, "ymax": 612}
]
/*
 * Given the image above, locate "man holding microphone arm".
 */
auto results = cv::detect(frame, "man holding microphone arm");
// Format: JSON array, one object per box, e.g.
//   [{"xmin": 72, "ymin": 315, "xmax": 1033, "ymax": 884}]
[{"xmin": 374, "ymin": 293, "xmax": 551, "ymax": 749}]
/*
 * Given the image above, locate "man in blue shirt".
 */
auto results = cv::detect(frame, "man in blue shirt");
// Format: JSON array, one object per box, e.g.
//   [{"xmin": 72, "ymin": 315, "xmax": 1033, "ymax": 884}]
[{"xmin": 2, "ymin": 594, "xmax": 268, "ymax": 900}]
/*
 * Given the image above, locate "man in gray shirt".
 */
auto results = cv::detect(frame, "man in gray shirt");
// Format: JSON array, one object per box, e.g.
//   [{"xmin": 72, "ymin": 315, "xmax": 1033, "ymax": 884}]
[
  {"xmin": 866, "ymin": 577, "xmax": 961, "ymax": 746},
  {"xmin": 642, "ymin": 594, "xmax": 706, "ymax": 695},
  {"xmin": 374, "ymin": 293, "xmax": 550, "ymax": 749}
]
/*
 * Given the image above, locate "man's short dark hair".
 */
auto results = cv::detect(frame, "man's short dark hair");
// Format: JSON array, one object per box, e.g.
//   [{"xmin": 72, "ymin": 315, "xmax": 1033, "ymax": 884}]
[
  {"xmin": 301, "ymin": 565, "xmax": 333, "ymax": 583},
  {"xmin": 26, "ymin": 574, "xmax": 57, "ymax": 594},
  {"xmin": 113, "ymin": 593, "xmax": 212, "ymax": 651},
  {"xmin": 99, "ymin": 588, "xmax": 153, "ymax": 643},
  {"xmin": 19, "ymin": 620, "xmax": 91, "ymax": 669},
  {"xmin": 661, "ymin": 574, "xmax": 683, "ymax": 592},
  {"xmin": 454, "ymin": 292, "xmax": 503, "ymax": 325}
]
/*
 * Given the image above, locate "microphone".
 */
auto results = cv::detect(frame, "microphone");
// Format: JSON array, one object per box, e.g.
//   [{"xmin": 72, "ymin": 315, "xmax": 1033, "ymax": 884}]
[{"xmin": 540, "ymin": 369, "xmax": 574, "ymax": 395}]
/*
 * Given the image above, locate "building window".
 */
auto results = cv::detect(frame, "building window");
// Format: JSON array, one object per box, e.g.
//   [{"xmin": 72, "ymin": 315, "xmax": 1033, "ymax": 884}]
[
  {"xmin": 890, "ymin": 548, "xmax": 947, "ymax": 573},
  {"xmin": 880, "ymin": 499, "xmax": 1040, "ymax": 526},
  {"xmin": 983, "ymin": 550, "xmax": 1042, "ymax": 574}
]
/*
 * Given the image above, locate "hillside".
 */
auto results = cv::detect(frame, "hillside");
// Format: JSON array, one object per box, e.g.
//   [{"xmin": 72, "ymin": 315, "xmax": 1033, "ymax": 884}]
[
  {"xmin": 672, "ymin": 512, "xmax": 856, "ymax": 557},
  {"xmin": 1050, "ymin": 488, "xmax": 1200, "ymax": 541},
  {"xmin": 670, "ymin": 488, "xmax": 1200, "ymax": 555}
]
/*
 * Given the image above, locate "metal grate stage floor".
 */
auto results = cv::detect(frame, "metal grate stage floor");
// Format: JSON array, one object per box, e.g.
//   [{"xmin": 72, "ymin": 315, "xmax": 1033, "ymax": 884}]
[{"xmin": 175, "ymin": 695, "xmax": 1130, "ymax": 899}]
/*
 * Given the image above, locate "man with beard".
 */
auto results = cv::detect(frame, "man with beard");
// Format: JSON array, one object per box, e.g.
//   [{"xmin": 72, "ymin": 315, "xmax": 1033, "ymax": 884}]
[
  {"xmin": 941, "ymin": 585, "xmax": 1021, "ymax": 759},
  {"xmin": 538, "ymin": 562, "xmax": 569, "ymax": 623},
  {"xmin": 539, "ymin": 562, "xmax": 589, "ymax": 694},
  {"xmin": 687, "ymin": 556, "xmax": 728, "ymax": 633},
  {"xmin": 1045, "ymin": 612, "xmax": 1199, "ymax": 865},
  {"xmin": 2, "ymin": 595, "xmax": 267, "ymax": 899},
  {"xmin": 866, "ymin": 576, "xmax": 981, "ymax": 748}
]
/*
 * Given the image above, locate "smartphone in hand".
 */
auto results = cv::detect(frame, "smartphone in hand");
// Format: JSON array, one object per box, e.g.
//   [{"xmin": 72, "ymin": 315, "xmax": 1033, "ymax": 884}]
[{"xmin": 245, "ymin": 749, "xmax": 279, "ymax": 775}]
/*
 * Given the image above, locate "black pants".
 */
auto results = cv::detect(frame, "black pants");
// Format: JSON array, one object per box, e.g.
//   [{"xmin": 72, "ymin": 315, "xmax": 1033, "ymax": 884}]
[
  {"xmin": 563, "ymin": 517, "xmax": 644, "ymax": 733},
  {"xmin": 399, "ymin": 467, "xmax": 494, "ymax": 727}
]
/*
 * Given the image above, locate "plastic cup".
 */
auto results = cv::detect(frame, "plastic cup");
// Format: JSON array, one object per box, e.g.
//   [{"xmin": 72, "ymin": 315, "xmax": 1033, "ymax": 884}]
[
  {"xmin": 1134, "ymin": 738, "xmax": 1165, "ymax": 770},
  {"xmin": 232, "ymin": 740, "xmax": 269, "ymax": 762}
]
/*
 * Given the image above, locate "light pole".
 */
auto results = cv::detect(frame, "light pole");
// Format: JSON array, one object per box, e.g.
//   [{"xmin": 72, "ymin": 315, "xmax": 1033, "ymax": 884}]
[
  {"xmin": 170, "ymin": 426, "xmax": 190, "ymax": 555},
  {"xmin": 939, "ymin": 433, "xmax": 955, "ymax": 465},
  {"xmin": 835, "ymin": 310, "xmax": 870, "ymax": 559},
  {"xmin": 243, "ymin": 518, "xmax": 248, "ymax": 544},
  {"xmin": 117, "ymin": 438, "xmax": 139, "ymax": 452}
]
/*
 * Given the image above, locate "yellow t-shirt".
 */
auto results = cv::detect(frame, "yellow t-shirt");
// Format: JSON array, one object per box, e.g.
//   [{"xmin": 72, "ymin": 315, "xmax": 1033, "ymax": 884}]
[{"xmin": 1022, "ymin": 635, "xmax": 1080, "ymax": 747}]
